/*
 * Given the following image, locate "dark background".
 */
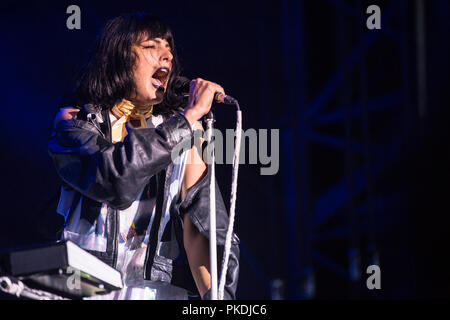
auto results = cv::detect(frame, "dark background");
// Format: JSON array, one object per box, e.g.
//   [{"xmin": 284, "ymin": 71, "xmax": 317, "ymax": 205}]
[{"xmin": 0, "ymin": 0, "xmax": 449, "ymax": 299}]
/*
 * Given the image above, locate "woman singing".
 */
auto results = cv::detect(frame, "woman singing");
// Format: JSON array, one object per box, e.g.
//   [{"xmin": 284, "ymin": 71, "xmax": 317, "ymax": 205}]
[{"xmin": 47, "ymin": 12, "xmax": 239, "ymax": 300}]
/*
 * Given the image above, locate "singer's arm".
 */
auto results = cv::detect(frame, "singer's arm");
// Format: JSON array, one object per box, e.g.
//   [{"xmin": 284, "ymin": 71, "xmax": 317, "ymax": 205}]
[
  {"xmin": 182, "ymin": 120, "xmax": 211, "ymax": 298},
  {"xmin": 48, "ymin": 106, "xmax": 194, "ymax": 210},
  {"xmin": 180, "ymin": 78, "xmax": 239, "ymax": 299},
  {"xmin": 179, "ymin": 119, "xmax": 240, "ymax": 300}
]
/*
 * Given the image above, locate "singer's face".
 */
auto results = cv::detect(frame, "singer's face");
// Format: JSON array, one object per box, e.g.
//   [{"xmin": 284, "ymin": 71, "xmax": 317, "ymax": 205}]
[{"xmin": 129, "ymin": 37, "xmax": 173, "ymax": 107}]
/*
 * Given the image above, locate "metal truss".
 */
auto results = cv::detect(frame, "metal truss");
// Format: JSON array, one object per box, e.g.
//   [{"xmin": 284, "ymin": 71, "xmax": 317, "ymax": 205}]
[{"xmin": 279, "ymin": 0, "xmax": 420, "ymax": 299}]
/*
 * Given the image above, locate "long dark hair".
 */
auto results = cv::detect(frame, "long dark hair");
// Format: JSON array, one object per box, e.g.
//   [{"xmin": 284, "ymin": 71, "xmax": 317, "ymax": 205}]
[{"xmin": 63, "ymin": 13, "xmax": 184, "ymax": 117}]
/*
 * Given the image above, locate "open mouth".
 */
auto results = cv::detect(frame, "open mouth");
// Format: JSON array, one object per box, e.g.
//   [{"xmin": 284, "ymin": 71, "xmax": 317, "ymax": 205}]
[{"xmin": 151, "ymin": 67, "xmax": 170, "ymax": 89}]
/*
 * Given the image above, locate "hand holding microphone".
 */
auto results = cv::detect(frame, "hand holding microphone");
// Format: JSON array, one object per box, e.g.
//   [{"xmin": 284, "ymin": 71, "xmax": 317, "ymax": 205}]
[{"xmin": 179, "ymin": 77, "xmax": 237, "ymax": 126}]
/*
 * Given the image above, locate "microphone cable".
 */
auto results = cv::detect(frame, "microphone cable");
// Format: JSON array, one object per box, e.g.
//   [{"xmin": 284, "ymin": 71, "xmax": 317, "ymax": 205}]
[{"xmin": 218, "ymin": 101, "xmax": 241, "ymax": 300}]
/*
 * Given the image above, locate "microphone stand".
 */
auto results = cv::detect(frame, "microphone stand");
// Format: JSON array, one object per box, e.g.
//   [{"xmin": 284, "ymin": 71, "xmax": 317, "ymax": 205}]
[{"xmin": 204, "ymin": 110, "xmax": 218, "ymax": 300}]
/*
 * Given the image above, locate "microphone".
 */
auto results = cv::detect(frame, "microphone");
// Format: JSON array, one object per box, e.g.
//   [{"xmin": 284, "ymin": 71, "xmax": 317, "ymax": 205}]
[{"xmin": 172, "ymin": 76, "xmax": 237, "ymax": 105}]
